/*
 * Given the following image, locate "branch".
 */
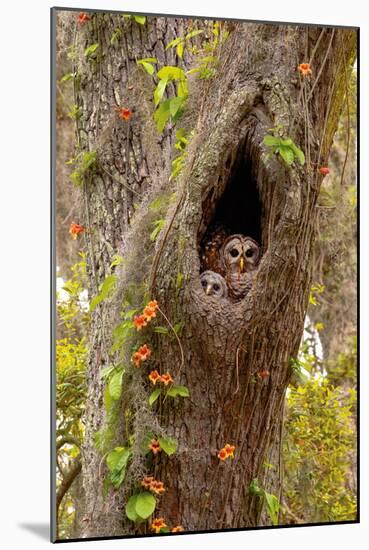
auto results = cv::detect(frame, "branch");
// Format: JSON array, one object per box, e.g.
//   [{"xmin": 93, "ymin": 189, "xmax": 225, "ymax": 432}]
[
  {"xmin": 56, "ymin": 458, "xmax": 82, "ymax": 514},
  {"xmin": 56, "ymin": 435, "xmax": 81, "ymax": 451}
]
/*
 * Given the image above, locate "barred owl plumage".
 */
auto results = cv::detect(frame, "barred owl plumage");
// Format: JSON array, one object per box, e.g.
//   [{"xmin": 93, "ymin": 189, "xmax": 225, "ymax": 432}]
[
  {"xmin": 200, "ymin": 271, "xmax": 228, "ymax": 299},
  {"xmin": 221, "ymin": 235, "xmax": 260, "ymax": 300},
  {"xmin": 200, "ymin": 226, "xmax": 228, "ymax": 276}
]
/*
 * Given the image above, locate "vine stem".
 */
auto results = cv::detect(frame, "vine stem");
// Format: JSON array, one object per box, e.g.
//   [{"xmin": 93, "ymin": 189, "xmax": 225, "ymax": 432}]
[{"xmin": 157, "ymin": 306, "xmax": 184, "ymax": 377}]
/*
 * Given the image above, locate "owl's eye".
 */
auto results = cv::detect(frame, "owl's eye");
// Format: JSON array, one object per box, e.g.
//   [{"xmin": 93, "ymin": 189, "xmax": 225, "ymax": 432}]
[
  {"xmin": 213, "ymin": 284, "xmax": 220, "ymax": 291},
  {"xmin": 201, "ymin": 279, "xmax": 207, "ymax": 287},
  {"xmin": 230, "ymin": 248, "xmax": 239, "ymax": 258},
  {"xmin": 246, "ymin": 249, "xmax": 254, "ymax": 258}
]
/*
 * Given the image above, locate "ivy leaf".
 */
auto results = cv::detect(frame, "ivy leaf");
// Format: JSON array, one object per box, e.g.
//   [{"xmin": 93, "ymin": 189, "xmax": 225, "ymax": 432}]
[
  {"xmin": 133, "ymin": 15, "xmax": 146, "ymax": 25},
  {"xmin": 165, "ymin": 37, "xmax": 183, "ymax": 50},
  {"xmin": 150, "ymin": 219, "xmax": 165, "ymax": 241},
  {"xmin": 264, "ymin": 492, "xmax": 280, "ymax": 525},
  {"xmin": 108, "ymin": 369, "xmax": 124, "ymax": 400},
  {"xmin": 106, "ymin": 447, "xmax": 130, "ymax": 472},
  {"xmin": 154, "ymin": 77, "xmax": 169, "ymax": 106},
  {"xmin": 278, "ymin": 146, "xmax": 294, "ymax": 166},
  {"xmin": 177, "ymin": 79, "xmax": 188, "ymax": 99},
  {"xmin": 137, "ymin": 58, "xmax": 157, "ymax": 76},
  {"xmin": 140, "ymin": 62, "xmax": 155, "ymax": 75},
  {"xmin": 90, "ymin": 275, "xmax": 117, "ymax": 311},
  {"xmin": 135, "ymin": 492, "xmax": 156, "ymax": 519},
  {"xmin": 185, "ymin": 29, "xmax": 204, "ymax": 40},
  {"xmin": 177, "ymin": 42, "xmax": 184, "ymax": 59},
  {"xmin": 167, "ymin": 385, "xmax": 190, "ymax": 398},
  {"xmin": 169, "ymin": 97, "xmax": 185, "ymax": 118},
  {"xmin": 126, "ymin": 495, "xmax": 140, "ymax": 522},
  {"xmin": 60, "ymin": 72, "xmax": 75, "ymax": 83},
  {"xmin": 153, "ymin": 326, "xmax": 169, "ymax": 334},
  {"xmin": 291, "ymin": 143, "xmax": 305, "ymax": 165},
  {"xmin": 84, "ymin": 43, "xmax": 99, "ymax": 58},
  {"xmin": 263, "ymin": 135, "xmax": 280, "ymax": 147},
  {"xmin": 157, "ymin": 66, "xmax": 185, "ymax": 81},
  {"xmin": 107, "ymin": 447, "xmax": 131, "ymax": 488},
  {"xmin": 154, "ymin": 100, "xmax": 172, "ymax": 133},
  {"xmin": 141, "ymin": 432, "xmax": 155, "ymax": 455},
  {"xmin": 149, "ymin": 388, "xmax": 161, "ymax": 406},
  {"xmin": 158, "ymin": 436, "xmax": 177, "ymax": 456},
  {"xmin": 249, "ymin": 478, "xmax": 263, "ymax": 497}
]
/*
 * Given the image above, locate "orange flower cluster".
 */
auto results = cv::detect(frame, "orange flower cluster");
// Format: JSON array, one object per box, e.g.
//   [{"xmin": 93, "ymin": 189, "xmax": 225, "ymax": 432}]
[
  {"xmin": 218, "ymin": 443, "xmax": 236, "ymax": 461},
  {"xmin": 69, "ymin": 222, "xmax": 86, "ymax": 240},
  {"xmin": 298, "ymin": 62, "xmax": 312, "ymax": 76},
  {"xmin": 77, "ymin": 12, "xmax": 91, "ymax": 24},
  {"xmin": 148, "ymin": 370, "xmax": 173, "ymax": 386},
  {"xmin": 113, "ymin": 106, "xmax": 133, "ymax": 121},
  {"xmin": 141, "ymin": 476, "xmax": 165, "ymax": 495},
  {"xmin": 257, "ymin": 369, "xmax": 270, "ymax": 380},
  {"xmin": 134, "ymin": 300, "xmax": 159, "ymax": 330},
  {"xmin": 171, "ymin": 526, "xmax": 184, "ymax": 532},
  {"xmin": 319, "ymin": 166, "xmax": 330, "ymax": 175},
  {"xmin": 131, "ymin": 344, "xmax": 151, "ymax": 368},
  {"xmin": 151, "ymin": 518, "xmax": 167, "ymax": 533},
  {"xmin": 148, "ymin": 439, "xmax": 162, "ymax": 455}
]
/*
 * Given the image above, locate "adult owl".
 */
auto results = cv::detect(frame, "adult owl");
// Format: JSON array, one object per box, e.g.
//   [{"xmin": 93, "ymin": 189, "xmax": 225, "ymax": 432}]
[
  {"xmin": 200, "ymin": 271, "xmax": 228, "ymax": 299},
  {"xmin": 200, "ymin": 226, "xmax": 228, "ymax": 276},
  {"xmin": 221, "ymin": 235, "xmax": 260, "ymax": 300}
]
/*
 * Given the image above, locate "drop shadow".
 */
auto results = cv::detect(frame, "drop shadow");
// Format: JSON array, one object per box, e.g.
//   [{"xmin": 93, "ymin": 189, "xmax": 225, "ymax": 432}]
[{"xmin": 18, "ymin": 523, "xmax": 50, "ymax": 541}]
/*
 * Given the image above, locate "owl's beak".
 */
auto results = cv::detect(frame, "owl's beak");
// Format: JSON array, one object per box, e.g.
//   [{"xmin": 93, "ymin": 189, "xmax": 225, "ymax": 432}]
[
  {"xmin": 206, "ymin": 284, "xmax": 212, "ymax": 295},
  {"xmin": 239, "ymin": 256, "xmax": 245, "ymax": 273}
]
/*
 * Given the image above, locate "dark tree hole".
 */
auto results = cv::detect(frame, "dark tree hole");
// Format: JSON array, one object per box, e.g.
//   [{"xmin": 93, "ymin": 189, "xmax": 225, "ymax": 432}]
[{"xmin": 199, "ymin": 140, "xmax": 262, "ymax": 274}]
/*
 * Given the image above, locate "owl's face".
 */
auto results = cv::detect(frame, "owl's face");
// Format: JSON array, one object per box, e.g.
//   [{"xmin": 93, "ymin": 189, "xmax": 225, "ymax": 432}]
[
  {"xmin": 200, "ymin": 271, "xmax": 227, "ymax": 298},
  {"xmin": 222, "ymin": 235, "xmax": 260, "ymax": 275}
]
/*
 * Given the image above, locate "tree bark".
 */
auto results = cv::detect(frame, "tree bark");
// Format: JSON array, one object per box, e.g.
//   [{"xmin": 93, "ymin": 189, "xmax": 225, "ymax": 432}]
[{"xmin": 64, "ymin": 12, "xmax": 357, "ymax": 538}]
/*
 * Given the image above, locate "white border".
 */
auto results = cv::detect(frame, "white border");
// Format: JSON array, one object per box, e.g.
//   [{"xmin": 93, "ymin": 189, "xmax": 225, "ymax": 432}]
[{"xmin": 0, "ymin": 1, "xmax": 366, "ymax": 548}]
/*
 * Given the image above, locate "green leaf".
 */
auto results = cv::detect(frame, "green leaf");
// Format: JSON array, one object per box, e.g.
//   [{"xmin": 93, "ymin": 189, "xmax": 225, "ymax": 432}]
[
  {"xmin": 177, "ymin": 79, "xmax": 188, "ymax": 99},
  {"xmin": 133, "ymin": 15, "xmax": 146, "ymax": 25},
  {"xmin": 150, "ymin": 219, "xmax": 165, "ymax": 241},
  {"xmin": 110, "ymin": 254, "xmax": 123, "ymax": 268},
  {"xmin": 165, "ymin": 37, "xmax": 183, "ymax": 50},
  {"xmin": 90, "ymin": 275, "xmax": 117, "ymax": 311},
  {"xmin": 263, "ymin": 135, "xmax": 280, "ymax": 147},
  {"xmin": 158, "ymin": 436, "xmax": 177, "ymax": 456},
  {"xmin": 110, "ymin": 28, "xmax": 122, "ymax": 45},
  {"xmin": 107, "ymin": 447, "xmax": 130, "ymax": 472},
  {"xmin": 154, "ymin": 100, "xmax": 172, "ymax": 133},
  {"xmin": 185, "ymin": 29, "xmax": 204, "ymax": 40},
  {"xmin": 177, "ymin": 42, "xmax": 184, "ymax": 59},
  {"xmin": 126, "ymin": 495, "xmax": 140, "ymax": 522},
  {"xmin": 84, "ymin": 43, "xmax": 99, "ymax": 58},
  {"xmin": 249, "ymin": 478, "xmax": 263, "ymax": 497},
  {"xmin": 154, "ymin": 77, "xmax": 169, "ymax": 107},
  {"xmin": 100, "ymin": 365, "xmax": 115, "ymax": 379},
  {"xmin": 153, "ymin": 326, "xmax": 169, "ymax": 334},
  {"xmin": 278, "ymin": 146, "xmax": 294, "ymax": 166},
  {"xmin": 135, "ymin": 492, "xmax": 156, "ymax": 519},
  {"xmin": 139, "ymin": 62, "xmax": 155, "ymax": 75},
  {"xmin": 167, "ymin": 385, "xmax": 190, "ymax": 398},
  {"xmin": 108, "ymin": 369, "xmax": 124, "ymax": 400},
  {"xmin": 141, "ymin": 432, "xmax": 155, "ymax": 455},
  {"xmin": 281, "ymin": 138, "xmax": 293, "ymax": 146},
  {"xmin": 60, "ymin": 72, "xmax": 75, "ymax": 83},
  {"xmin": 264, "ymin": 492, "xmax": 280, "ymax": 525},
  {"xmin": 169, "ymin": 97, "xmax": 184, "ymax": 118},
  {"xmin": 81, "ymin": 150, "xmax": 97, "ymax": 171},
  {"xmin": 110, "ymin": 468, "xmax": 126, "ymax": 488},
  {"xmin": 291, "ymin": 143, "xmax": 305, "ymax": 165},
  {"xmin": 157, "ymin": 66, "xmax": 185, "ymax": 81},
  {"xmin": 149, "ymin": 388, "xmax": 161, "ymax": 406}
]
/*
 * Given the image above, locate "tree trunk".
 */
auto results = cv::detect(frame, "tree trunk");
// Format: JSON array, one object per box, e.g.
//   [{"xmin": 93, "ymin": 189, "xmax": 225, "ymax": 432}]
[{"xmin": 64, "ymin": 11, "xmax": 356, "ymax": 538}]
